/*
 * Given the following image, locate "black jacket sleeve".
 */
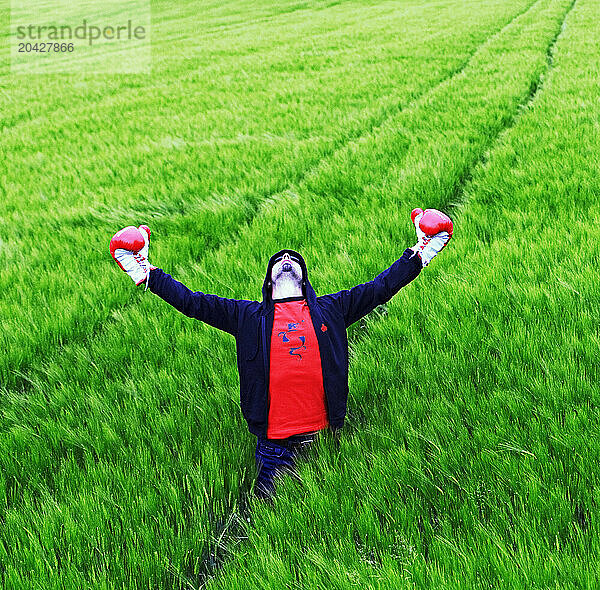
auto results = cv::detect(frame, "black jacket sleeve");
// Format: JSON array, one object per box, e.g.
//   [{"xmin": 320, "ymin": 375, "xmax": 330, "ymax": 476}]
[
  {"xmin": 320, "ymin": 248, "xmax": 422, "ymax": 327},
  {"xmin": 148, "ymin": 268, "xmax": 244, "ymax": 336}
]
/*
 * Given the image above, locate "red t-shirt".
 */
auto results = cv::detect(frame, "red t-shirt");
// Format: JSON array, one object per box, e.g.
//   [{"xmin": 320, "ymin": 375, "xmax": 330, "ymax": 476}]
[{"xmin": 267, "ymin": 298, "xmax": 329, "ymax": 439}]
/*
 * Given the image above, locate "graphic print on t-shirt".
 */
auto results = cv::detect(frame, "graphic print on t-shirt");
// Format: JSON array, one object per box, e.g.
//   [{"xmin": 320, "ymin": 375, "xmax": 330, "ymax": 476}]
[{"xmin": 277, "ymin": 320, "xmax": 307, "ymax": 359}]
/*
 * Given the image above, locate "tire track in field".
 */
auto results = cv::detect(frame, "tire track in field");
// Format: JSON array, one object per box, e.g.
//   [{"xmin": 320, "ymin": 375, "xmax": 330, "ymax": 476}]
[
  {"xmin": 2, "ymin": 2, "xmax": 538, "ymax": 394},
  {"xmin": 342, "ymin": 0, "xmax": 578, "ymax": 428},
  {"xmin": 445, "ymin": 0, "xmax": 577, "ymax": 218},
  {"xmin": 177, "ymin": 0, "xmax": 579, "ymax": 585}
]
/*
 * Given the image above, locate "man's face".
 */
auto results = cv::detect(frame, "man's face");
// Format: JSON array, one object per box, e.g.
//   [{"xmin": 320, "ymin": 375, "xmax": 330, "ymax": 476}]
[{"xmin": 271, "ymin": 252, "xmax": 303, "ymax": 286}]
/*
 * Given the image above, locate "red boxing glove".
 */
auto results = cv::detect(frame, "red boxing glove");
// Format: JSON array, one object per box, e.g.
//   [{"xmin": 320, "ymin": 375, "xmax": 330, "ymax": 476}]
[
  {"xmin": 410, "ymin": 208, "xmax": 453, "ymax": 266},
  {"xmin": 411, "ymin": 208, "xmax": 453, "ymax": 237},
  {"xmin": 110, "ymin": 225, "xmax": 154, "ymax": 287}
]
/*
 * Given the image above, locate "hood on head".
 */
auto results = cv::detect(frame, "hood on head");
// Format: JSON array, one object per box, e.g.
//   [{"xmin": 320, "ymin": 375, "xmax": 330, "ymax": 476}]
[{"xmin": 262, "ymin": 248, "xmax": 317, "ymax": 308}]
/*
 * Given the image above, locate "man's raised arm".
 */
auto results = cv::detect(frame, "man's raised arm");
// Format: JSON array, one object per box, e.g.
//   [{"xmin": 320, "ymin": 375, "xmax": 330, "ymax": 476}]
[
  {"xmin": 109, "ymin": 225, "xmax": 243, "ymax": 336},
  {"xmin": 148, "ymin": 268, "xmax": 241, "ymax": 335},
  {"xmin": 319, "ymin": 208, "xmax": 453, "ymax": 327}
]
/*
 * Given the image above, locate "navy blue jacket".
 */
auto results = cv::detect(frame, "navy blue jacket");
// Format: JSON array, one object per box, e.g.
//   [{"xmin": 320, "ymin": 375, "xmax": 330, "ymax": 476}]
[{"xmin": 148, "ymin": 248, "xmax": 421, "ymax": 438}]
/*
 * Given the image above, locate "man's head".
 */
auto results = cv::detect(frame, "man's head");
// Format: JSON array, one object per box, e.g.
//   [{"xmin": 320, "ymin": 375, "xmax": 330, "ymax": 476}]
[{"xmin": 270, "ymin": 251, "xmax": 304, "ymax": 300}]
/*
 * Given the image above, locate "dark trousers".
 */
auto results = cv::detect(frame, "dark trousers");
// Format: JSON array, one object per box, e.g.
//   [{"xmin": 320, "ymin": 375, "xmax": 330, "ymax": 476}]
[{"xmin": 254, "ymin": 432, "xmax": 317, "ymax": 499}]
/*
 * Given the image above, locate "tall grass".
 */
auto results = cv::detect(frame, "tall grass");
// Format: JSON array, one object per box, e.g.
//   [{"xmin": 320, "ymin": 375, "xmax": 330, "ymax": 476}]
[{"xmin": 1, "ymin": 0, "xmax": 595, "ymax": 587}]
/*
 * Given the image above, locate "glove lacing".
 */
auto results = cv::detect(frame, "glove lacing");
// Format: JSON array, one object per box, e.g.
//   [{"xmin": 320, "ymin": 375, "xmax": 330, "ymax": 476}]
[{"xmin": 133, "ymin": 251, "xmax": 150, "ymax": 291}]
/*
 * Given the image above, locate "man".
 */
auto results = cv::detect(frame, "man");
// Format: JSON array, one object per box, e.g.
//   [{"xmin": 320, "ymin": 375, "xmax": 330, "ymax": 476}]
[{"xmin": 110, "ymin": 208, "xmax": 452, "ymax": 498}]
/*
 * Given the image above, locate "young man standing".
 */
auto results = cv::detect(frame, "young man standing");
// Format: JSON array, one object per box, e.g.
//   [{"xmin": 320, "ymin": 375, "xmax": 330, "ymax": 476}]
[{"xmin": 110, "ymin": 208, "xmax": 452, "ymax": 498}]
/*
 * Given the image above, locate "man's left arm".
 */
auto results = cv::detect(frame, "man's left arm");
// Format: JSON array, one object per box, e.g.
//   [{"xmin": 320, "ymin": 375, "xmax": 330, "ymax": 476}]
[
  {"xmin": 322, "ymin": 248, "xmax": 422, "ymax": 327},
  {"xmin": 320, "ymin": 208, "xmax": 453, "ymax": 327}
]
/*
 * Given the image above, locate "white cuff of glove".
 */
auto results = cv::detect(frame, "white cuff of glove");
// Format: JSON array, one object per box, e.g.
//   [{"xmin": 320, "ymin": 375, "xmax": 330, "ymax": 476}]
[
  {"xmin": 411, "ymin": 231, "xmax": 451, "ymax": 266},
  {"xmin": 113, "ymin": 249, "xmax": 151, "ymax": 287}
]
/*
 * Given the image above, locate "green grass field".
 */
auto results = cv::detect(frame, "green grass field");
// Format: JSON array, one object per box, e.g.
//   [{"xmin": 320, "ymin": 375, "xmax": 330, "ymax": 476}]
[{"xmin": 1, "ymin": 0, "xmax": 598, "ymax": 588}]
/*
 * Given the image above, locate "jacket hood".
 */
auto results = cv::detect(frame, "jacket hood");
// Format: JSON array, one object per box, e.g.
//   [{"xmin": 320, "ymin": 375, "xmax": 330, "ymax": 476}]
[{"xmin": 262, "ymin": 249, "xmax": 317, "ymax": 310}]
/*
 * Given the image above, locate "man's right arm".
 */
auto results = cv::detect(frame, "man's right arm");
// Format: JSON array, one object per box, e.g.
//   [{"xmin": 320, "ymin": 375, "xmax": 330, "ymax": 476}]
[
  {"xmin": 148, "ymin": 268, "xmax": 242, "ymax": 336},
  {"xmin": 109, "ymin": 225, "xmax": 249, "ymax": 336}
]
